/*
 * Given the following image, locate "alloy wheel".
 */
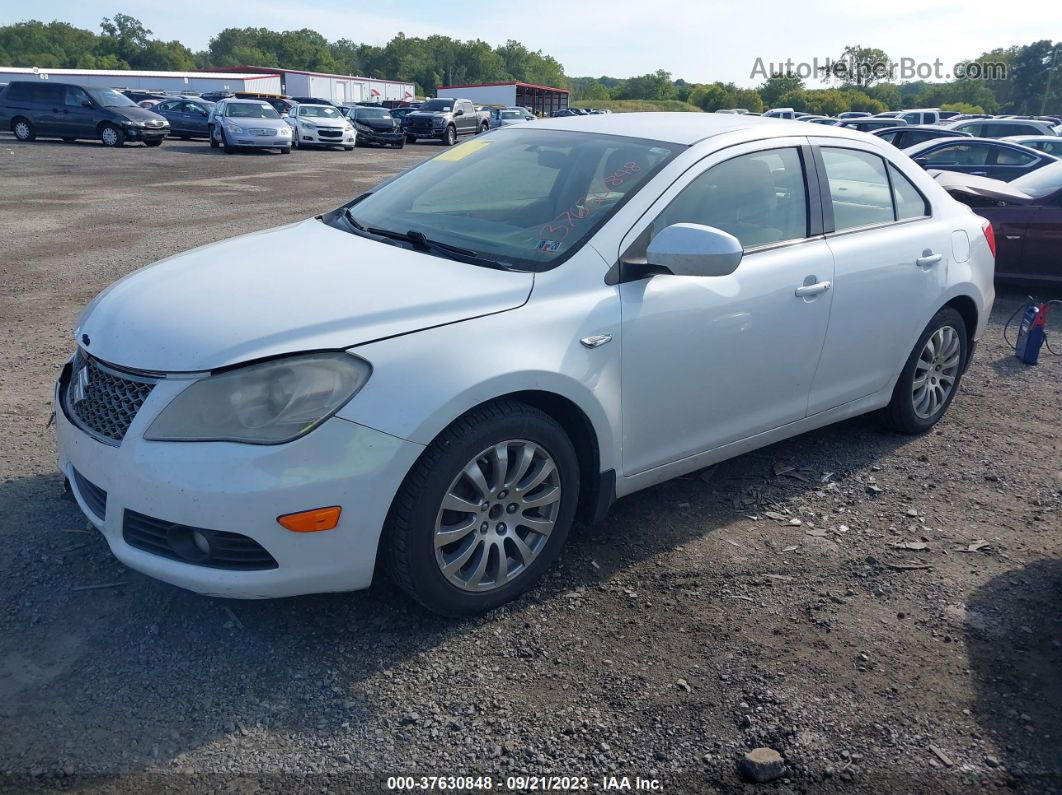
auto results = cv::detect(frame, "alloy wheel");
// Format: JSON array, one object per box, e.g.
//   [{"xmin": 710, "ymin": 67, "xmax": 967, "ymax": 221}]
[
  {"xmin": 912, "ymin": 325, "xmax": 961, "ymax": 419},
  {"xmin": 14, "ymin": 121, "xmax": 31, "ymax": 140},
  {"xmin": 434, "ymin": 440, "xmax": 561, "ymax": 592},
  {"xmin": 101, "ymin": 127, "xmax": 119, "ymax": 146}
]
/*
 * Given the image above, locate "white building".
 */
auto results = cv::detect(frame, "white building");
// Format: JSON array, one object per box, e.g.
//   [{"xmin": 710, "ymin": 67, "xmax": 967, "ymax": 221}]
[
  {"xmin": 214, "ymin": 67, "xmax": 416, "ymax": 105},
  {"xmin": 0, "ymin": 66, "xmax": 281, "ymax": 94},
  {"xmin": 437, "ymin": 82, "xmax": 569, "ymax": 116}
]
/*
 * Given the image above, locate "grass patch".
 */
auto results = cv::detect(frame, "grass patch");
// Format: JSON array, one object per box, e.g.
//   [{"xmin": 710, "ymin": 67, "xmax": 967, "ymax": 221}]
[{"xmin": 571, "ymin": 99, "xmax": 704, "ymax": 113}]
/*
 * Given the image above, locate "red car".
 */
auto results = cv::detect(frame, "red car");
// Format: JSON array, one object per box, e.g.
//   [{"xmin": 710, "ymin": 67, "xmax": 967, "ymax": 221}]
[{"xmin": 933, "ymin": 163, "xmax": 1062, "ymax": 283}]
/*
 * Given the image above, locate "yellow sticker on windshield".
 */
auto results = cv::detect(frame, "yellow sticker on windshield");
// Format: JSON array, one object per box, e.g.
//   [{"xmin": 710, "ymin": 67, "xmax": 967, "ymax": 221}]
[{"xmin": 435, "ymin": 140, "xmax": 492, "ymax": 162}]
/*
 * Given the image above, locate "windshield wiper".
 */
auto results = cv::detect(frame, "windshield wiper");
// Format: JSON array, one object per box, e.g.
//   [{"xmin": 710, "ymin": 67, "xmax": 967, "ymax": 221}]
[{"xmin": 343, "ymin": 212, "xmax": 518, "ymax": 271}]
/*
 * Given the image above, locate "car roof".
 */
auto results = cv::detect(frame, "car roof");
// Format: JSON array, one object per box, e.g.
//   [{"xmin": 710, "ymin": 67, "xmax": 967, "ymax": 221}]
[
  {"xmin": 1003, "ymin": 135, "xmax": 1057, "ymax": 142},
  {"xmin": 223, "ymin": 99, "xmax": 272, "ymax": 106},
  {"xmin": 525, "ymin": 112, "xmax": 883, "ymax": 146}
]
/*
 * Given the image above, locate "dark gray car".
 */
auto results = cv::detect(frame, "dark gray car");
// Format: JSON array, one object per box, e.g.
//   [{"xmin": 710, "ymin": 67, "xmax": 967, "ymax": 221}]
[
  {"xmin": 904, "ymin": 137, "xmax": 1058, "ymax": 181},
  {"xmin": 151, "ymin": 98, "xmax": 215, "ymax": 139}
]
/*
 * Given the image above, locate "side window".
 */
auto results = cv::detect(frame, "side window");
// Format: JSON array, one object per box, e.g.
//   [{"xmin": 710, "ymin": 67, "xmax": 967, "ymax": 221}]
[
  {"xmin": 156, "ymin": 101, "xmax": 177, "ymax": 112},
  {"xmin": 640, "ymin": 147, "xmax": 809, "ymax": 252},
  {"xmin": 994, "ymin": 147, "xmax": 1036, "ymax": 166},
  {"xmin": 820, "ymin": 147, "xmax": 894, "ymax": 231},
  {"xmin": 33, "ymin": 83, "xmax": 62, "ymax": 105},
  {"xmin": 888, "ymin": 164, "xmax": 930, "ymax": 220},
  {"xmin": 958, "ymin": 123, "xmax": 982, "ymax": 137},
  {"xmin": 6, "ymin": 82, "xmax": 32, "ymax": 101},
  {"xmin": 461, "ymin": 101, "xmax": 474, "ymax": 116},
  {"xmin": 877, "ymin": 130, "xmax": 900, "ymax": 144},
  {"xmin": 64, "ymin": 86, "xmax": 90, "ymax": 107},
  {"xmin": 919, "ymin": 142, "xmax": 991, "ymax": 166}
]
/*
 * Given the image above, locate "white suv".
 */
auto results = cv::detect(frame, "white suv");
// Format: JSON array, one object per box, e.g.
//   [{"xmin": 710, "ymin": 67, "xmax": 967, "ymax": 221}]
[{"xmin": 56, "ymin": 114, "xmax": 995, "ymax": 615}]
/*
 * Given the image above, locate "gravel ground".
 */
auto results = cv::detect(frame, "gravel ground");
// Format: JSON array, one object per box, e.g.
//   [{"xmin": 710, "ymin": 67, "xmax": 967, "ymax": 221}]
[{"xmin": 0, "ymin": 133, "xmax": 1060, "ymax": 794}]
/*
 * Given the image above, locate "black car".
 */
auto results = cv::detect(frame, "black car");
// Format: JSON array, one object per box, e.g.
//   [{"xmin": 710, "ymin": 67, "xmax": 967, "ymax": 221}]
[
  {"xmin": 872, "ymin": 125, "xmax": 972, "ymax": 149},
  {"xmin": 120, "ymin": 89, "xmax": 169, "ymax": 105},
  {"xmin": 905, "ymin": 137, "xmax": 1058, "ymax": 181},
  {"xmin": 199, "ymin": 91, "xmax": 234, "ymax": 103},
  {"xmin": 0, "ymin": 81, "xmax": 169, "ymax": 147},
  {"xmin": 151, "ymin": 98, "xmax": 215, "ymax": 139},
  {"xmin": 346, "ymin": 105, "xmax": 404, "ymax": 148}
]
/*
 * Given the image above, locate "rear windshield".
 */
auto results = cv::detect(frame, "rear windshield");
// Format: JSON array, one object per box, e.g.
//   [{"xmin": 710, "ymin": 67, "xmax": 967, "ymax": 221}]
[{"xmin": 226, "ymin": 103, "xmax": 279, "ymax": 119}]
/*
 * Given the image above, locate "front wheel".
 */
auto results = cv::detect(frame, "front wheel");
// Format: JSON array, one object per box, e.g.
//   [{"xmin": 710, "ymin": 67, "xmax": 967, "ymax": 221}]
[
  {"xmin": 441, "ymin": 125, "xmax": 457, "ymax": 146},
  {"xmin": 405, "ymin": 133, "xmax": 417, "ymax": 144},
  {"xmin": 386, "ymin": 400, "xmax": 580, "ymax": 617},
  {"xmin": 343, "ymin": 145, "xmax": 354, "ymax": 151},
  {"xmin": 479, "ymin": 122, "xmax": 489, "ymax": 134},
  {"xmin": 882, "ymin": 306, "xmax": 967, "ymax": 434},
  {"xmin": 220, "ymin": 130, "xmax": 235, "ymax": 154},
  {"xmin": 280, "ymin": 147, "xmax": 291, "ymax": 154},
  {"xmin": 99, "ymin": 124, "xmax": 124, "ymax": 147},
  {"xmin": 209, "ymin": 126, "xmax": 219, "ymax": 148},
  {"xmin": 12, "ymin": 118, "xmax": 35, "ymax": 141},
  {"xmin": 144, "ymin": 139, "xmax": 163, "ymax": 148}
]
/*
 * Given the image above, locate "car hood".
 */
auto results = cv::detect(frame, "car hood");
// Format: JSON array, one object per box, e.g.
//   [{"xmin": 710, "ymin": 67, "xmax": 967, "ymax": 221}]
[
  {"xmin": 407, "ymin": 111, "xmax": 446, "ymax": 118},
  {"xmin": 110, "ymin": 105, "xmax": 168, "ymax": 124},
  {"xmin": 301, "ymin": 117, "xmax": 348, "ymax": 128},
  {"xmin": 76, "ymin": 218, "xmax": 534, "ymax": 372},
  {"xmin": 929, "ymin": 169, "xmax": 1035, "ymax": 204}
]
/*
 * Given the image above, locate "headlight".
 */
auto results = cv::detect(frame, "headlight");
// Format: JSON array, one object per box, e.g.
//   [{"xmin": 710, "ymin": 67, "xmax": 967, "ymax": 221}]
[
  {"xmin": 144, "ymin": 352, "xmax": 371, "ymax": 444},
  {"xmin": 354, "ymin": 121, "xmax": 371, "ymax": 132},
  {"xmin": 227, "ymin": 123, "xmax": 244, "ymax": 134},
  {"xmin": 300, "ymin": 120, "xmax": 316, "ymax": 128},
  {"xmin": 278, "ymin": 126, "xmax": 291, "ymax": 135}
]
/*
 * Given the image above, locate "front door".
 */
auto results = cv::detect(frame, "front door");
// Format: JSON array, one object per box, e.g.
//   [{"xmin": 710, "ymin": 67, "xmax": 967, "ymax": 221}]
[{"xmin": 618, "ymin": 141, "xmax": 834, "ymax": 475}]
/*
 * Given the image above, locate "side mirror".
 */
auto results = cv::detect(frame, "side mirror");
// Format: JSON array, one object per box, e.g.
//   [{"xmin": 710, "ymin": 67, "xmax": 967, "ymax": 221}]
[
  {"xmin": 454, "ymin": 108, "xmax": 464, "ymax": 116},
  {"xmin": 81, "ymin": 100, "xmax": 93, "ymax": 108},
  {"xmin": 646, "ymin": 223, "xmax": 743, "ymax": 277}
]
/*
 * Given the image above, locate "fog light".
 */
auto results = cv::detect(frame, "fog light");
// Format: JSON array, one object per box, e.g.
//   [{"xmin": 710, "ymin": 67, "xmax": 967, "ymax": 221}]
[
  {"xmin": 192, "ymin": 530, "xmax": 211, "ymax": 556},
  {"xmin": 167, "ymin": 525, "xmax": 212, "ymax": 563}
]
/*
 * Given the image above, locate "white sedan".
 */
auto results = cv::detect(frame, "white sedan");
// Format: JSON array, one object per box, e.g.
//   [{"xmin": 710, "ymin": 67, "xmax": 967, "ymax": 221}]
[
  {"xmin": 286, "ymin": 103, "xmax": 357, "ymax": 150},
  {"xmin": 56, "ymin": 114, "xmax": 994, "ymax": 615}
]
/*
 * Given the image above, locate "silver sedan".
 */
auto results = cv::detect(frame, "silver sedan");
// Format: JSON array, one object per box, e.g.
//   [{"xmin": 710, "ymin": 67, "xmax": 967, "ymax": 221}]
[{"xmin": 208, "ymin": 99, "xmax": 292, "ymax": 154}]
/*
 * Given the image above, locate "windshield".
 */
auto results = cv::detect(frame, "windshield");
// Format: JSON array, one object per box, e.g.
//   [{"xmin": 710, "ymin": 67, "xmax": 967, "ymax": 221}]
[
  {"xmin": 355, "ymin": 107, "xmax": 391, "ymax": 119},
  {"xmin": 501, "ymin": 111, "xmax": 523, "ymax": 119},
  {"xmin": 333, "ymin": 129, "xmax": 679, "ymax": 270},
  {"xmin": 1012, "ymin": 161, "xmax": 1062, "ymax": 199},
  {"xmin": 421, "ymin": 99, "xmax": 453, "ymax": 112},
  {"xmin": 87, "ymin": 88, "xmax": 137, "ymax": 108},
  {"xmin": 300, "ymin": 105, "xmax": 342, "ymax": 119},
  {"xmin": 226, "ymin": 103, "xmax": 279, "ymax": 119}
]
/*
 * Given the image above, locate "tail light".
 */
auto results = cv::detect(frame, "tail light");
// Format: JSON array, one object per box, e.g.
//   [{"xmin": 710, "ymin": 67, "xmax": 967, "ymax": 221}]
[{"xmin": 981, "ymin": 219, "xmax": 997, "ymax": 258}]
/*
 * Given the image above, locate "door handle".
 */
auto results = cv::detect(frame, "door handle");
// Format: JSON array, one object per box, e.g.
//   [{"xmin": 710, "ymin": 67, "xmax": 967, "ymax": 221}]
[
  {"xmin": 794, "ymin": 280, "xmax": 831, "ymax": 297},
  {"xmin": 916, "ymin": 252, "xmax": 942, "ymax": 267},
  {"xmin": 1004, "ymin": 234, "xmax": 1021, "ymax": 240},
  {"xmin": 970, "ymin": 171, "xmax": 987, "ymax": 177}
]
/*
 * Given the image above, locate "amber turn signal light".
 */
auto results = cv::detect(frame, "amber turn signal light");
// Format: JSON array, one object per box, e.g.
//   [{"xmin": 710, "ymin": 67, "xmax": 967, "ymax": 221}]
[{"xmin": 277, "ymin": 506, "xmax": 341, "ymax": 533}]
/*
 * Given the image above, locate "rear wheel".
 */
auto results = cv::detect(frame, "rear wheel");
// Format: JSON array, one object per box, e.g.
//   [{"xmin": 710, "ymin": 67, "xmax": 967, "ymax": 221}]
[
  {"xmin": 386, "ymin": 400, "xmax": 579, "ymax": 616},
  {"xmin": 99, "ymin": 124, "xmax": 124, "ymax": 147},
  {"xmin": 883, "ymin": 307, "xmax": 967, "ymax": 434},
  {"xmin": 13, "ymin": 118, "xmax": 35, "ymax": 141}
]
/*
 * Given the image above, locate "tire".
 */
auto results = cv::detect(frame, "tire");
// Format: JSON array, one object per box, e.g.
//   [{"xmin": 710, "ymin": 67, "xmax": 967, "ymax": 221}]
[
  {"xmin": 441, "ymin": 125, "xmax": 457, "ymax": 146},
  {"xmin": 479, "ymin": 122, "xmax": 489, "ymax": 134},
  {"xmin": 99, "ymin": 124, "xmax": 124, "ymax": 147},
  {"xmin": 209, "ymin": 126, "xmax": 219, "ymax": 148},
  {"xmin": 280, "ymin": 147, "xmax": 291, "ymax": 154},
  {"xmin": 386, "ymin": 400, "xmax": 580, "ymax": 617},
  {"xmin": 394, "ymin": 139, "xmax": 405, "ymax": 149},
  {"xmin": 144, "ymin": 139, "xmax": 163, "ymax": 148},
  {"xmin": 220, "ymin": 130, "xmax": 235, "ymax": 154},
  {"xmin": 343, "ymin": 145, "xmax": 354, "ymax": 151},
  {"xmin": 882, "ymin": 306, "xmax": 967, "ymax": 434},
  {"xmin": 405, "ymin": 134, "xmax": 417, "ymax": 144},
  {"xmin": 12, "ymin": 118, "xmax": 36, "ymax": 142}
]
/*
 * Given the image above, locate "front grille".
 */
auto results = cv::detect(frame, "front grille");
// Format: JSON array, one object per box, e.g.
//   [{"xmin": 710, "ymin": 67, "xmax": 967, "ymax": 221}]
[
  {"xmin": 408, "ymin": 119, "xmax": 434, "ymax": 133},
  {"xmin": 318, "ymin": 128, "xmax": 342, "ymax": 138},
  {"xmin": 250, "ymin": 128, "xmax": 275, "ymax": 136},
  {"xmin": 123, "ymin": 510, "xmax": 278, "ymax": 571},
  {"xmin": 64, "ymin": 351, "xmax": 156, "ymax": 444},
  {"xmin": 72, "ymin": 468, "xmax": 107, "ymax": 520}
]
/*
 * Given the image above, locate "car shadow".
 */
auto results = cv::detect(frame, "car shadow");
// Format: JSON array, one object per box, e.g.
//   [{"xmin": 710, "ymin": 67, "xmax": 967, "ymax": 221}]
[
  {"xmin": 0, "ymin": 410, "xmax": 915, "ymax": 787},
  {"xmin": 965, "ymin": 560, "xmax": 1062, "ymax": 789},
  {"xmin": 158, "ymin": 144, "xmax": 286, "ymax": 156}
]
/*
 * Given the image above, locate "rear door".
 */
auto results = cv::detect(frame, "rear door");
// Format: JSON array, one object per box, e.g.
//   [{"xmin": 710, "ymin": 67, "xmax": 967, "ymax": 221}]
[
  {"xmin": 31, "ymin": 83, "xmax": 64, "ymax": 135},
  {"xmin": 457, "ymin": 100, "xmax": 476, "ymax": 134},
  {"xmin": 1022, "ymin": 200, "xmax": 1062, "ymax": 280},
  {"xmin": 807, "ymin": 142, "xmax": 950, "ymax": 412},
  {"xmin": 913, "ymin": 141, "xmax": 995, "ymax": 176}
]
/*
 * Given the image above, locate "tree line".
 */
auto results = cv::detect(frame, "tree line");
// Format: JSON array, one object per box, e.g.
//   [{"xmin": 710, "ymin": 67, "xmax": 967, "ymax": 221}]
[{"xmin": 0, "ymin": 15, "xmax": 1057, "ymax": 114}]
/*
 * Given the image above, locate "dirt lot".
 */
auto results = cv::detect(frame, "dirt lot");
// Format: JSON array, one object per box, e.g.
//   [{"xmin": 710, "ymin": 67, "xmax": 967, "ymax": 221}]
[{"xmin": 0, "ymin": 132, "xmax": 1060, "ymax": 794}]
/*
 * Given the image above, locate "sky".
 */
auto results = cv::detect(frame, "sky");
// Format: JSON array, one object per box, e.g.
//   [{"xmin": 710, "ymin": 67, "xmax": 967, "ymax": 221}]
[{"xmin": 4, "ymin": 0, "xmax": 1060, "ymax": 86}]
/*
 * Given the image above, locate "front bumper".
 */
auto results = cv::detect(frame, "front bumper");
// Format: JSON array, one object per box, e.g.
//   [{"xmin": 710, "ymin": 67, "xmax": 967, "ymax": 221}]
[
  {"xmin": 357, "ymin": 128, "xmax": 404, "ymax": 146},
  {"xmin": 229, "ymin": 132, "xmax": 292, "ymax": 149},
  {"xmin": 125, "ymin": 125, "xmax": 168, "ymax": 141},
  {"xmin": 55, "ymin": 363, "xmax": 424, "ymax": 599},
  {"xmin": 403, "ymin": 125, "xmax": 446, "ymax": 139},
  {"xmin": 297, "ymin": 127, "xmax": 357, "ymax": 147}
]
